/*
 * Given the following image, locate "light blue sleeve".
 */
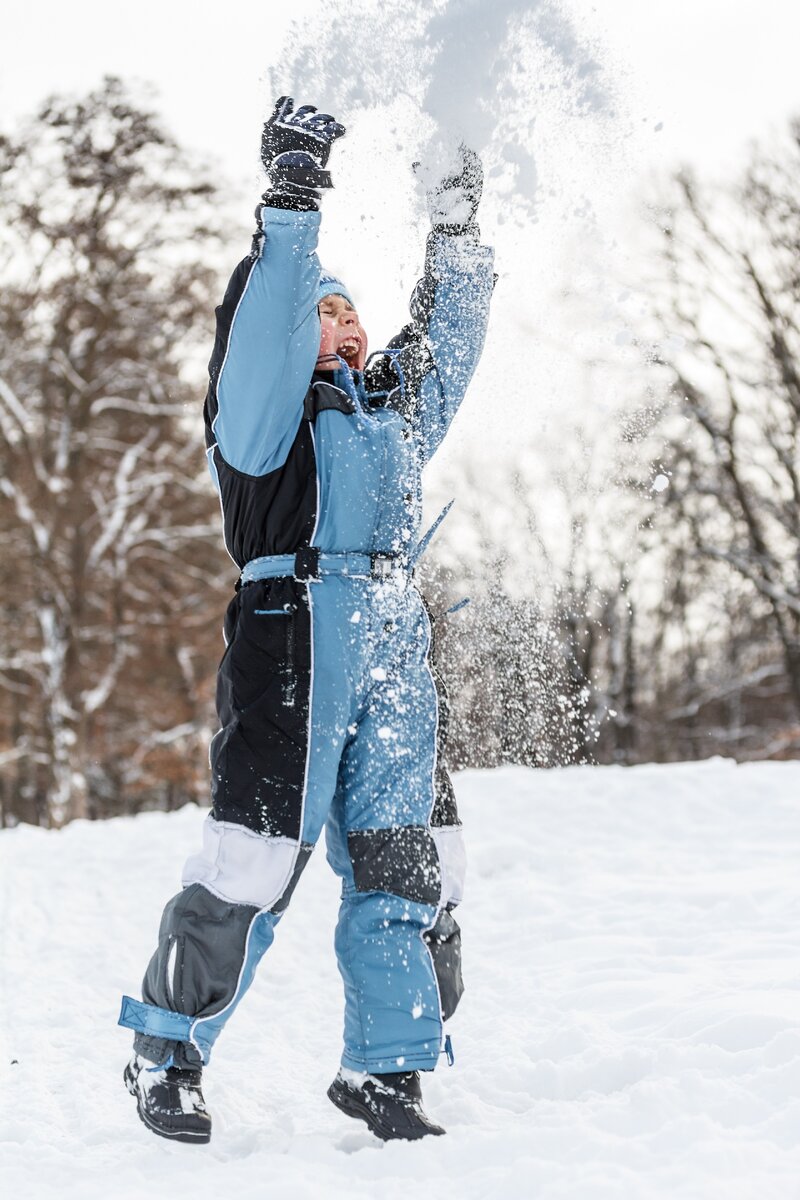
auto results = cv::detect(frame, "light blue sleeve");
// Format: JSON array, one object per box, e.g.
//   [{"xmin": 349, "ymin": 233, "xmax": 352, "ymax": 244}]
[
  {"xmin": 211, "ymin": 206, "xmax": 322, "ymax": 476},
  {"xmin": 414, "ymin": 233, "xmax": 495, "ymax": 463}
]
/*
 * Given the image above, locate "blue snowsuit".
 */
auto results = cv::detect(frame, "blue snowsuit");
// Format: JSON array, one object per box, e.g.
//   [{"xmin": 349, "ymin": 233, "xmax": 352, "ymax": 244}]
[{"xmin": 120, "ymin": 203, "xmax": 494, "ymax": 1075}]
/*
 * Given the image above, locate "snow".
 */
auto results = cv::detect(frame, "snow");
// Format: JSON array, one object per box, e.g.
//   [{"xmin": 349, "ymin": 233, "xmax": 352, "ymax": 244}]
[
  {"xmin": 3, "ymin": 758, "xmax": 800, "ymax": 1198},
  {"xmin": 262, "ymin": 0, "xmax": 644, "ymax": 523},
  {"xmin": 270, "ymin": 0, "xmax": 616, "ymax": 220}
]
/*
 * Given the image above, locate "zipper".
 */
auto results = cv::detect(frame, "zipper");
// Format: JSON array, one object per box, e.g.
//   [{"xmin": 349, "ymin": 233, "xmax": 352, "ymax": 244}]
[
  {"xmin": 252, "ymin": 606, "xmax": 297, "ymax": 708},
  {"xmin": 282, "ymin": 603, "xmax": 297, "ymax": 707}
]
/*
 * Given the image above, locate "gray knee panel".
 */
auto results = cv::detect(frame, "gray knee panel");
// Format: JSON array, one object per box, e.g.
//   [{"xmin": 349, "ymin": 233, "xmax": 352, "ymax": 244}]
[{"xmin": 423, "ymin": 904, "xmax": 464, "ymax": 1020}]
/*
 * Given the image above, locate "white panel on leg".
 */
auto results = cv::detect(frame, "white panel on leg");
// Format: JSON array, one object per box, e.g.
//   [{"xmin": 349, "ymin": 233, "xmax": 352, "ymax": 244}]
[
  {"xmin": 431, "ymin": 824, "xmax": 466, "ymax": 907},
  {"xmin": 182, "ymin": 815, "xmax": 298, "ymax": 908}
]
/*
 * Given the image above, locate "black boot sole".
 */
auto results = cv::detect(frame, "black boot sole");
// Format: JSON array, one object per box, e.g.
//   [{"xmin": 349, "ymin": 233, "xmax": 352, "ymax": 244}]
[
  {"xmin": 327, "ymin": 1076, "xmax": 444, "ymax": 1142},
  {"xmin": 123, "ymin": 1063, "xmax": 212, "ymax": 1146}
]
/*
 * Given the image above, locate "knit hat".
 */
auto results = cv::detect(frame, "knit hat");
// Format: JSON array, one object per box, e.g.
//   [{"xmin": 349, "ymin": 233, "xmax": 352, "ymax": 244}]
[{"xmin": 317, "ymin": 270, "xmax": 355, "ymax": 308}]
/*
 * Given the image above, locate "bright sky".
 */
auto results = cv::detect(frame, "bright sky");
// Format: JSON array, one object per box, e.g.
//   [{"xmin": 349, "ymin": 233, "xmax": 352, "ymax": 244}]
[
  {"xmin": 4, "ymin": 0, "xmax": 798, "ymax": 181},
  {"xmin": 4, "ymin": 0, "xmax": 799, "ymax": 559}
]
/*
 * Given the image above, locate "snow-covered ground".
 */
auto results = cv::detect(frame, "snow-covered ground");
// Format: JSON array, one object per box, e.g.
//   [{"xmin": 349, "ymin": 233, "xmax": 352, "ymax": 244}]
[{"xmin": 2, "ymin": 759, "xmax": 800, "ymax": 1199}]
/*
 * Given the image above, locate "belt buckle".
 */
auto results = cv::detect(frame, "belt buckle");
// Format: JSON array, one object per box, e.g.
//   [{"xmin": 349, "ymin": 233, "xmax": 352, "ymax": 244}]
[{"xmin": 370, "ymin": 552, "xmax": 394, "ymax": 581}]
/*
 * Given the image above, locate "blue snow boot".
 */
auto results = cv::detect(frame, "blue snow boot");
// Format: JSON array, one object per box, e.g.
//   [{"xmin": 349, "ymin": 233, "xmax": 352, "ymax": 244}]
[
  {"xmin": 327, "ymin": 1069, "xmax": 445, "ymax": 1141},
  {"xmin": 124, "ymin": 1054, "xmax": 211, "ymax": 1145}
]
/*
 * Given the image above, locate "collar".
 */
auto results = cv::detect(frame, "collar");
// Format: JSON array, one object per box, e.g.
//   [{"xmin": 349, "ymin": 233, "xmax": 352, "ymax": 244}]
[
  {"xmin": 313, "ymin": 363, "xmax": 365, "ymax": 404},
  {"xmin": 313, "ymin": 360, "xmax": 393, "ymax": 410}
]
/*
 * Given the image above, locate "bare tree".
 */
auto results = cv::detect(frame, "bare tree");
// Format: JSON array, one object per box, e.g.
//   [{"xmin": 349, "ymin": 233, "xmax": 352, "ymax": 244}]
[
  {"xmin": 0, "ymin": 78, "xmax": 230, "ymax": 825},
  {"xmin": 640, "ymin": 123, "xmax": 800, "ymax": 755}
]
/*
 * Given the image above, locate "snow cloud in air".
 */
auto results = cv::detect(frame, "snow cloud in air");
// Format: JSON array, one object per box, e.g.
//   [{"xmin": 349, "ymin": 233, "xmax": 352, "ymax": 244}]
[{"xmin": 268, "ymin": 0, "xmax": 619, "ymax": 223}]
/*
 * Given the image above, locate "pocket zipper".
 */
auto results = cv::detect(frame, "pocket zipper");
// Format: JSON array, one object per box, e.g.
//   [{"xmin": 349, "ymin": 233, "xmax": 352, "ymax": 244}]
[
  {"xmin": 250, "ymin": 605, "xmax": 297, "ymax": 707},
  {"xmin": 283, "ymin": 604, "xmax": 297, "ymax": 707}
]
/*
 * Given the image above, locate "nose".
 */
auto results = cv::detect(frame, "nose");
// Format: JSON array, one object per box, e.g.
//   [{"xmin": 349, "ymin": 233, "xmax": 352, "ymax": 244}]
[{"xmin": 340, "ymin": 310, "xmax": 357, "ymax": 326}]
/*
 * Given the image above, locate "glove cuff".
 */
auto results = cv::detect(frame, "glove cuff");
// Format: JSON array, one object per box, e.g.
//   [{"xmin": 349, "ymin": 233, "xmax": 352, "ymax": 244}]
[
  {"xmin": 271, "ymin": 164, "xmax": 333, "ymax": 190},
  {"xmin": 260, "ymin": 189, "xmax": 320, "ymax": 213},
  {"xmin": 430, "ymin": 219, "xmax": 481, "ymax": 239}
]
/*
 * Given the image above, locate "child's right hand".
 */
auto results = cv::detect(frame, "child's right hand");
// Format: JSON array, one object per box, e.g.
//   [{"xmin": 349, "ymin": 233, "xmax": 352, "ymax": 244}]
[{"xmin": 260, "ymin": 97, "xmax": 346, "ymax": 211}]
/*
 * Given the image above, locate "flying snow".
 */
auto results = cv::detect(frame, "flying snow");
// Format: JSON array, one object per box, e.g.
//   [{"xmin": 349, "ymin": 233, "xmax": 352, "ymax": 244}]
[{"xmin": 268, "ymin": 0, "xmax": 620, "ymax": 223}]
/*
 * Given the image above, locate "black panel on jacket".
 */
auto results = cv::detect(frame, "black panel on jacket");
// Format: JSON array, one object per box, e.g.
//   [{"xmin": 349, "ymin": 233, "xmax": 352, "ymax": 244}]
[
  {"xmin": 210, "ymin": 420, "xmax": 317, "ymax": 569},
  {"xmin": 305, "ymin": 378, "xmax": 357, "ymax": 418},
  {"xmin": 202, "ymin": 253, "xmax": 321, "ymax": 572}
]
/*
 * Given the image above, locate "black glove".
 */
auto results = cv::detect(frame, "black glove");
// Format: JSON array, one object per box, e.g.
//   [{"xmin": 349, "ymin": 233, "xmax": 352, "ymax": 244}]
[
  {"xmin": 417, "ymin": 144, "xmax": 483, "ymax": 236},
  {"xmin": 260, "ymin": 96, "xmax": 346, "ymax": 212}
]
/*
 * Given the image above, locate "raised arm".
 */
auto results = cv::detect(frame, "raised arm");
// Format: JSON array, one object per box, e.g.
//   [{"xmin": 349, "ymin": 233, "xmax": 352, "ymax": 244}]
[
  {"xmin": 366, "ymin": 146, "xmax": 495, "ymax": 463},
  {"xmin": 204, "ymin": 98, "xmax": 345, "ymax": 478}
]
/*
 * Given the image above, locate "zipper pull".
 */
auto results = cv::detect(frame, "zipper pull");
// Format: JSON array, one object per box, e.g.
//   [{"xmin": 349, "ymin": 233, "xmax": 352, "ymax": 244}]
[
  {"xmin": 443, "ymin": 1034, "xmax": 455, "ymax": 1066},
  {"xmin": 445, "ymin": 597, "xmax": 470, "ymax": 615}
]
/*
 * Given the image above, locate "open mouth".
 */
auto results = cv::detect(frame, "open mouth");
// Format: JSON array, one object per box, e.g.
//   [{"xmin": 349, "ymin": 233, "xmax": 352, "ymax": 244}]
[{"xmin": 338, "ymin": 337, "xmax": 361, "ymax": 364}]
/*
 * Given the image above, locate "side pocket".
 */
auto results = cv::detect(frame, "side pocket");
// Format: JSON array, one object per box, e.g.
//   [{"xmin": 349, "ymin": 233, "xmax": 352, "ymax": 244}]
[
  {"xmin": 423, "ymin": 905, "xmax": 464, "ymax": 1021},
  {"xmin": 233, "ymin": 602, "xmax": 297, "ymax": 712}
]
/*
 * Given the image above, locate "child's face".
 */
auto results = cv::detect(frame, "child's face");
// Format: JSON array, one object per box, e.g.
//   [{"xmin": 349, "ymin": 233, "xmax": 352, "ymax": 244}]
[{"xmin": 317, "ymin": 293, "xmax": 368, "ymax": 372}]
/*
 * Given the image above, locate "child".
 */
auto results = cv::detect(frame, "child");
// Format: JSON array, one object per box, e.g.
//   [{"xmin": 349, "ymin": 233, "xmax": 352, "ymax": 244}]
[{"xmin": 120, "ymin": 96, "xmax": 494, "ymax": 1143}]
